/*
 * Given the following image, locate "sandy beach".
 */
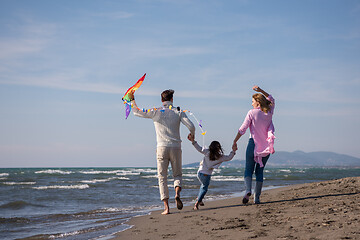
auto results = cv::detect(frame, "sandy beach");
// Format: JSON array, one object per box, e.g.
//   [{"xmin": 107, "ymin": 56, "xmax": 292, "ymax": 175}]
[{"xmin": 114, "ymin": 177, "xmax": 359, "ymax": 240}]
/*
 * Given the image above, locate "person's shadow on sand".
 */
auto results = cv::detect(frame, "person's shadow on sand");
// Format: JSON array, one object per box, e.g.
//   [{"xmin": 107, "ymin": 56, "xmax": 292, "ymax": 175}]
[{"xmin": 172, "ymin": 191, "xmax": 359, "ymax": 214}]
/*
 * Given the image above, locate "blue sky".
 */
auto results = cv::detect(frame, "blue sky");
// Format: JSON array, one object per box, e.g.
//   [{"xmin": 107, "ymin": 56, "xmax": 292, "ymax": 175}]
[{"xmin": 0, "ymin": 0, "xmax": 359, "ymax": 167}]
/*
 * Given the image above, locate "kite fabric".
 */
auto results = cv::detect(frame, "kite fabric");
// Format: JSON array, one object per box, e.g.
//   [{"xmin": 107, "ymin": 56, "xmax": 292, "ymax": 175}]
[
  {"xmin": 122, "ymin": 73, "xmax": 146, "ymax": 119},
  {"xmin": 122, "ymin": 73, "xmax": 146, "ymax": 102}
]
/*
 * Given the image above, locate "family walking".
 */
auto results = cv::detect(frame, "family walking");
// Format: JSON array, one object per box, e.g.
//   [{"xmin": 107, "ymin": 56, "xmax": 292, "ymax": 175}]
[{"xmin": 127, "ymin": 85, "xmax": 275, "ymax": 214}]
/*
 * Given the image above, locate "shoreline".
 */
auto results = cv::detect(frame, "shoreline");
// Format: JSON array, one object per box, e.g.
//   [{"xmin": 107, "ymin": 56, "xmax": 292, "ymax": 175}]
[
  {"xmin": 113, "ymin": 177, "xmax": 359, "ymax": 240},
  {"xmin": 116, "ymin": 185, "xmax": 285, "ymax": 234}
]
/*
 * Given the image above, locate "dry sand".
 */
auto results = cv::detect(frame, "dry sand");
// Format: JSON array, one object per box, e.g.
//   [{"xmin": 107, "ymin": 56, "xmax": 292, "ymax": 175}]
[{"xmin": 114, "ymin": 177, "xmax": 359, "ymax": 240}]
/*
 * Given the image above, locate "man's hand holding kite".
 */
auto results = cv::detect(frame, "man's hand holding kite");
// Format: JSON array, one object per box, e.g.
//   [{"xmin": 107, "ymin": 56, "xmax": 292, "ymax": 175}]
[{"xmin": 122, "ymin": 73, "xmax": 146, "ymax": 119}]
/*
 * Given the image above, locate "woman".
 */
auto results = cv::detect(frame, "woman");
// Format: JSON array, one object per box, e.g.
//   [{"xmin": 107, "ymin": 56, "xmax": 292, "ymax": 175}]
[{"xmin": 232, "ymin": 85, "xmax": 275, "ymax": 204}]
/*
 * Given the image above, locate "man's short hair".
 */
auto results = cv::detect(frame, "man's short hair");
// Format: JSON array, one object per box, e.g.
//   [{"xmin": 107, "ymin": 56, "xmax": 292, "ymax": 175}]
[{"xmin": 161, "ymin": 89, "xmax": 175, "ymax": 102}]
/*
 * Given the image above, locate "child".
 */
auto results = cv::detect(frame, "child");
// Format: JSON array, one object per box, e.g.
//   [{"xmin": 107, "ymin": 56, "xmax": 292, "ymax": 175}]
[{"xmin": 188, "ymin": 133, "xmax": 237, "ymax": 210}]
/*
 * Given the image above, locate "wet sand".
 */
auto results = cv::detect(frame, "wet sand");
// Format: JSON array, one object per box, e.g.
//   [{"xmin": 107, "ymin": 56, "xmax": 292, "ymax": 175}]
[{"xmin": 114, "ymin": 177, "xmax": 359, "ymax": 240}]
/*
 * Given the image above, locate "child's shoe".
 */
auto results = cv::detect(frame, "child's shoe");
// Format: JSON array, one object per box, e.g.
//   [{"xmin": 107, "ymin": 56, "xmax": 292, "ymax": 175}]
[{"xmin": 242, "ymin": 192, "xmax": 251, "ymax": 204}]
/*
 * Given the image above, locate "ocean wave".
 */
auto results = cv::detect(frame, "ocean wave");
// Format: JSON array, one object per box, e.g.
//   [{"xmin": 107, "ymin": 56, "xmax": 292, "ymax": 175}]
[
  {"xmin": 132, "ymin": 168, "xmax": 157, "ymax": 173},
  {"xmin": 35, "ymin": 169, "xmax": 73, "ymax": 174},
  {"xmin": 0, "ymin": 173, "xmax": 9, "ymax": 177},
  {"xmin": 0, "ymin": 217, "xmax": 31, "ymax": 224},
  {"xmin": 211, "ymin": 176, "xmax": 244, "ymax": 181},
  {"xmin": 141, "ymin": 175, "xmax": 158, "ymax": 179},
  {"xmin": 182, "ymin": 173, "xmax": 197, "ymax": 178},
  {"xmin": 0, "ymin": 200, "xmax": 44, "ymax": 210},
  {"xmin": 96, "ymin": 205, "xmax": 161, "ymax": 214},
  {"xmin": 79, "ymin": 169, "xmax": 155, "ymax": 176},
  {"xmin": 80, "ymin": 177, "xmax": 129, "ymax": 184},
  {"xmin": 80, "ymin": 170, "xmax": 123, "ymax": 175},
  {"xmin": 213, "ymin": 169, "xmax": 221, "ymax": 173},
  {"xmin": 49, "ymin": 230, "xmax": 82, "ymax": 239},
  {"xmin": 183, "ymin": 178, "xmax": 195, "ymax": 182},
  {"xmin": 116, "ymin": 171, "xmax": 141, "ymax": 176},
  {"xmin": 33, "ymin": 184, "xmax": 89, "ymax": 190},
  {"xmin": 2, "ymin": 181, "xmax": 36, "ymax": 185}
]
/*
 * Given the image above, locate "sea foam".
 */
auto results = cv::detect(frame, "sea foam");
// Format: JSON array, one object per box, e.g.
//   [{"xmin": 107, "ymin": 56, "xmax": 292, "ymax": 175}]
[
  {"xmin": 33, "ymin": 184, "xmax": 89, "ymax": 190},
  {"xmin": 3, "ymin": 182, "xmax": 36, "ymax": 185},
  {"xmin": 35, "ymin": 170, "xmax": 73, "ymax": 174}
]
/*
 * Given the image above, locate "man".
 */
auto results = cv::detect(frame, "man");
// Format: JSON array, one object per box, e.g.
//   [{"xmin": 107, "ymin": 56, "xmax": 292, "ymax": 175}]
[{"xmin": 128, "ymin": 89, "xmax": 195, "ymax": 215}]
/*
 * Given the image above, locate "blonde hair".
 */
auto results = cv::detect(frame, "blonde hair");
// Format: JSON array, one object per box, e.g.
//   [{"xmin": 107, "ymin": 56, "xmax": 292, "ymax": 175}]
[{"xmin": 253, "ymin": 93, "xmax": 272, "ymax": 113}]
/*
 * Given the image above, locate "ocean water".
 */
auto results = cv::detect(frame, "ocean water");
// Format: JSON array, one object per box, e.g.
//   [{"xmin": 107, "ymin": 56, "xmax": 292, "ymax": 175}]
[{"xmin": 1, "ymin": 167, "xmax": 359, "ymax": 240}]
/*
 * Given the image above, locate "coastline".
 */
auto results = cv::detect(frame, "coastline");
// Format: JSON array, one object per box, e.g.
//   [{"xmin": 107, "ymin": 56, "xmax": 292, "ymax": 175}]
[{"xmin": 113, "ymin": 177, "xmax": 359, "ymax": 240}]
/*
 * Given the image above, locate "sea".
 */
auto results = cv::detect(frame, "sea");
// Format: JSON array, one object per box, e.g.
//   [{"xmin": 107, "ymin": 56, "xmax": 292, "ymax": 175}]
[{"xmin": 1, "ymin": 167, "xmax": 359, "ymax": 240}]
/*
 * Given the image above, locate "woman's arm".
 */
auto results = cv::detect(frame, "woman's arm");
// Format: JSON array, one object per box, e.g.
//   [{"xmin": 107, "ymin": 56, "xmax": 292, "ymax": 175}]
[
  {"xmin": 232, "ymin": 132, "xmax": 242, "ymax": 152},
  {"xmin": 253, "ymin": 85, "xmax": 269, "ymax": 98},
  {"xmin": 253, "ymin": 85, "xmax": 275, "ymax": 111},
  {"xmin": 233, "ymin": 108, "xmax": 253, "ymax": 150}
]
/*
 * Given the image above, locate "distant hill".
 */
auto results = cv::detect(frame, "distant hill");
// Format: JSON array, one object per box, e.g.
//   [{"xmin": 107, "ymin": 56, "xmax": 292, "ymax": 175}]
[{"xmin": 183, "ymin": 151, "xmax": 360, "ymax": 168}]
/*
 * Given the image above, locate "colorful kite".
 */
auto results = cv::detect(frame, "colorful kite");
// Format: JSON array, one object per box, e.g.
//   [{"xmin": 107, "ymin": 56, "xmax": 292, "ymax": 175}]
[{"xmin": 122, "ymin": 73, "xmax": 146, "ymax": 119}]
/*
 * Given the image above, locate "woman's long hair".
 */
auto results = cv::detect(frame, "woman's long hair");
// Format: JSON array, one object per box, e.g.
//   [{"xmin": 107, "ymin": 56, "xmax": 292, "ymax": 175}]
[
  {"xmin": 252, "ymin": 93, "xmax": 272, "ymax": 113},
  {"xmin": 209, "ymin": 141, "xmax": 223, "ymax": 161}
]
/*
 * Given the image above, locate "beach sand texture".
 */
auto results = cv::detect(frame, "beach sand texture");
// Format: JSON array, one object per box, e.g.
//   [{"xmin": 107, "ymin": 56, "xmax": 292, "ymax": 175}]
[{"xmin": 114, "ymin": 177, "xmax": 359, "ymax": 240}]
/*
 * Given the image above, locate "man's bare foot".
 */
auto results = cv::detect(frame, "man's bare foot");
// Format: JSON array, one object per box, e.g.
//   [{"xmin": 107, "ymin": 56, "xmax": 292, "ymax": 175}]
[
  {"xmin": 162, "ymin": 198, "xmax": 170, "ymax": 215},
  {"xmin": 175, "ymin": 196, "xmax": 183, "ymax": 210},
  {"xmin": 193, "ymin": 201, "xmax": 199, "ymax": 210},
  {"xmin": 161, "ymin": 209, "xmax": 170, "ymax": 215}
]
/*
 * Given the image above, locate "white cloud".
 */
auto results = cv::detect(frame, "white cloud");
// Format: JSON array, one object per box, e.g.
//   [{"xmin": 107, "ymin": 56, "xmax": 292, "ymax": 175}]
[
  {"xmin": 0, "ymin": 38, "xmax": 46, "ymax": 59},
  {"xmin": 103, "ymin": 41, "xmax": 210, "ymax": 59},
  {"xmin": 0, "ymin": 19, "xmax": 57, "ymax": 60}
]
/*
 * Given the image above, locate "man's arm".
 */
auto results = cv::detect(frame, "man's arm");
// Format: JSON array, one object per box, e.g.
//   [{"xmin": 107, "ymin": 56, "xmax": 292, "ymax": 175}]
[
  {"xmin": 180, "ymin": 112, "xmax": 195, "ymax": 135},
  {"xmin": 128, "ymin": 91, "xmax": 156, "ymax": 119}
]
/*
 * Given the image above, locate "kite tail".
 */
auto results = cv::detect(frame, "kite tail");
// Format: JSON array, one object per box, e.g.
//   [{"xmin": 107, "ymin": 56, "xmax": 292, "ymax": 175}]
[{"xmin": 125, "ymin": 102, "xmax": 132, "ymax": 119}]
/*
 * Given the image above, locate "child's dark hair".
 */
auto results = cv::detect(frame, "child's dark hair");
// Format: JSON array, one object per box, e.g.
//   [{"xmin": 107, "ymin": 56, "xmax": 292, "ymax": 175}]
[{"xmin": 209, "ymin": 141, "xmax": 223, "ymax": 161}]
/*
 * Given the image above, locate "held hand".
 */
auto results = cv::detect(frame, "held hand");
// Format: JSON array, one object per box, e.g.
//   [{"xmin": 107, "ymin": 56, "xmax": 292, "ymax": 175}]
[
  {"xmin": 232, "ymin": 142, "xmax": 238, "ymax": 152},
  {"xmin": 128, "ymin": 90, "xmax": 135, "ymax": 101},
  {"xmin": 187, "ymin": 133, "xmax": 195, "ymax": 142},
  {"xmin": 252, "ymin": 85, "xmax": 261, "ymax": 92}
]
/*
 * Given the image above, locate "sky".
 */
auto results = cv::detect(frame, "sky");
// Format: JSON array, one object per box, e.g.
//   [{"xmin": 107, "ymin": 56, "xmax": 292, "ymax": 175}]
[{"xmin": 0, "ymin": 0, "xmax": 359, "ymax": 167}]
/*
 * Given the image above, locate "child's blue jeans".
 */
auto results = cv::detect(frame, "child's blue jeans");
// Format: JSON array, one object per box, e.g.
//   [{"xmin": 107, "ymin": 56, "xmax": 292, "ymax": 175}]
[
  {"xmin": 244, "ymin": 138, "xmax": 270, "ymax": 182},
  {"xmin": 197, "ymin": 172, "xmax": 211, "ymax": 202}
]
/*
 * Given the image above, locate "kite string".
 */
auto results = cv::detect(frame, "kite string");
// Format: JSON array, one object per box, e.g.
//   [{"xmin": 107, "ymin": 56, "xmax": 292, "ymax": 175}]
[
  {"xmin": 188, "ymin": 112, "xmax": 206, "ymax": 150},
  {"xmin": 126, "ymin": 103, "xmax": 207, "ymax": 149}
]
